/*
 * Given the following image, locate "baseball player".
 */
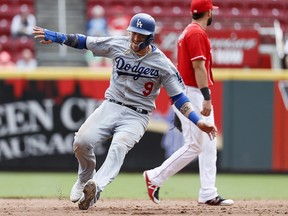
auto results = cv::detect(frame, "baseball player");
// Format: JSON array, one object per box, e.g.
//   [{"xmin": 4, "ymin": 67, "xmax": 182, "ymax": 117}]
[
  {"xmin": 143, "ymin": 0, "xmax": 234, "ymax": 206},
  {"xmin": 33, "ymin": 13, "xmax": 217, "ymax": 211}
]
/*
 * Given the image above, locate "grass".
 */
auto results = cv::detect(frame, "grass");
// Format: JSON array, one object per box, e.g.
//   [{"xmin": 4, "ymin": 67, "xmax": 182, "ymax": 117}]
[{"xmin": 0, "ymin": 172, "xmax": 287, "ymax": 200}]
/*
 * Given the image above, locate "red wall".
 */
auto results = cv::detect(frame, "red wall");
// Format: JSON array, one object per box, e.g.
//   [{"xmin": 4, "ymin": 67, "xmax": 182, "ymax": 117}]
[{"xmin": 273, "ymin": 81, "xmax": 288, "ymax": 171}]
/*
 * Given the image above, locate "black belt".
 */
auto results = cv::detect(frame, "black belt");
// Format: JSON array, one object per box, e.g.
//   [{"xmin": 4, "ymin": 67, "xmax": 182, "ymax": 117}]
[{"xmin": 106, "ymin": 99, "xmax": 148, "ymax": 115}]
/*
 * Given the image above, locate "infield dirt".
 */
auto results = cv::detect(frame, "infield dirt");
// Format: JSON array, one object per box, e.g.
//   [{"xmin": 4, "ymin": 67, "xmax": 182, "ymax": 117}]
[{"xmin": 0, "ymin": 199, "xmax": 287, "ymax": 216}]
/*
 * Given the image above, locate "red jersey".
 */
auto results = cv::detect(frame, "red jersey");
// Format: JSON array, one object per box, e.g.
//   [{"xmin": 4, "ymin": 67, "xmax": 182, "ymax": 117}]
[{"xmin": 177, "ymin": 23, "xmax": 214, "ymax": 87}]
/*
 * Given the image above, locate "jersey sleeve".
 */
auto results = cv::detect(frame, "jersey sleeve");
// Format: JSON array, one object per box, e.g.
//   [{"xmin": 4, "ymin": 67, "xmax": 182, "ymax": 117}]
[
  {"xmin": 160, "ymin": 56, "xmax": 185, "ymax": 97},
  {"xmin": 86, "ymin": 36, "xmax": 114, "ymax": 58},
  {"xmin": 186, "ymin": 32, "xmax": 208, "ymax": 61}
]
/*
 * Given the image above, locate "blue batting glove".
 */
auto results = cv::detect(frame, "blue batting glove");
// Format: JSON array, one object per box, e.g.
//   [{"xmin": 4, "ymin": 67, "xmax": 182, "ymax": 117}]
[{"xmin": 44, "ymin": 29, "xmax": 66, "ymax": 44}]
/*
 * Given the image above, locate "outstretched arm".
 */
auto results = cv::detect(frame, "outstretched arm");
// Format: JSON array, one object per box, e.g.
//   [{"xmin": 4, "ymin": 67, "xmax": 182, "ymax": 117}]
[
  {"xmin": 171, "ymin": 92, "xmax": 217, "ymax": 139},
  {"xmin": 33, "ymin": 26, "xmax": 87, "ymax": 49}
]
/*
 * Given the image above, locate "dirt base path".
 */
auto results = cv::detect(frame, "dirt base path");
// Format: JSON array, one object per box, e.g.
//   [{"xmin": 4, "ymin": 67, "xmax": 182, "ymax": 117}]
[{"xmin": 0, "ymin": 199, "xmax": 288, "ymax": 216}]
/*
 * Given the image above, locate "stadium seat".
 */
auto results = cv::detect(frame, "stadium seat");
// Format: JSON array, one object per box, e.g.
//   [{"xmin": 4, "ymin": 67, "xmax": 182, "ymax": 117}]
[
  {"xmin": 13, "ymin": 37, "xmax": 35, "ymax": 52},
  {"xmin": 145, "ymin": 0, "xmax": 167, "ymax": 8},
  {"xmin": 0, "ymin": 35, "xmax": 13, "ymax": 52},
  {"xmin": 248, "ymin": 7, "xmax": 265, "ymax": 18},
  {"xmin": 85, "ymin": 0, "xmax": 288, "ymax": 48},
  {"xmin": 132, "ymin": 5, "xmax": 143, "ymax": 14},
  {"xmin": 225, "ymin": 0, "xmax": 244, "ymax": 9},
  {"xmin": 15, "ymin": 0, "xmax": 35, "ymax": 6},
  {"xmin": 14, "ymin": 3, "xmax": 35, "ymax": 15},
  {"xmin": 168, "ymin": 0, "xmax": 187, "ymax": 8},
  {"xmin": 0, "ymin": 4, "xmax": 16, "ymax": 20},
  {"xmin": 105, "ymin": 0, "xmax": 130, "ymax": 7},
  {"xmin": 265, "ymin": 0, "xmax": 287, "ymax": 10},
  {"xmin": 212, "ymin": 0, "xmax": 227, "ymax": 8},
  {"xmin": 156, "ymin": 6, "xmax": 185, "ymax": 18},
  {"xmin": 243, "ymin": 0, "xmax": 264, "ymax": 10},
  {"xmin": 0, "ymin": 0, "xmax": 14, "ymax": 7},
  {"xmin": 0, "ymin": 19, "xmax": 11, "ymax": 36}
]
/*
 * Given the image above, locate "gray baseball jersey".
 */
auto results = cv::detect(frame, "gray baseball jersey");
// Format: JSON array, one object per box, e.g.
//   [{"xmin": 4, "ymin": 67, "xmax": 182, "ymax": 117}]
[{"xmin": 86, "ymin": 36, "xmax": 185, "ymax": 113}]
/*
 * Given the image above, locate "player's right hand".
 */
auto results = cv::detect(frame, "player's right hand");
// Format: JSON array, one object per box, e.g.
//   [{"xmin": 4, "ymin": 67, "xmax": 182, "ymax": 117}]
[
  {"xmin": 33, "ymin": 26, "xmax": 53, "ymax": 44},
  {"xmin": 201, "ymin": 100, "xmax": 212, "ymax": 116},
  {"xmin": 196, "ymin": 119, "xmax": 217, "ymax": 140}
]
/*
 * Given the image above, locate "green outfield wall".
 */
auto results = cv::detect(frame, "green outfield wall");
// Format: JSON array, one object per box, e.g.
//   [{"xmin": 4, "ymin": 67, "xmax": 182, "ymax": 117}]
[{"xmin": 0, "ymin": 68, "xmax": 287, "ymax": 172}]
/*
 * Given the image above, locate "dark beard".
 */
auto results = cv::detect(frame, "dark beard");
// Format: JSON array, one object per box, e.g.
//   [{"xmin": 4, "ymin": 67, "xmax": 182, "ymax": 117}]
[{"xmin": 207, "ymin": 17, "xmax": 212, "ymax": 26}]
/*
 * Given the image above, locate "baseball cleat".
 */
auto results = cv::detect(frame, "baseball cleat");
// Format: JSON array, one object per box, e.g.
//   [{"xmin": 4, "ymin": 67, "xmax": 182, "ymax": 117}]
[
  {"xmin": 89, "ymin": 186, "xmax": 101, "ymax": 207},
  {"xmin": 78, "ymin": 179, "xmax": 97, "ymax": 210},
  {"xmin": 70, "ymin": 179, "xmax": 85, "ymax": 203},
  {"xmin": 143, "ymin": 171, "xmax": 160, "ymax": 204},
  {"xmin": 198, "ymin": 196, "xmax": 234, "ymax": 206}
]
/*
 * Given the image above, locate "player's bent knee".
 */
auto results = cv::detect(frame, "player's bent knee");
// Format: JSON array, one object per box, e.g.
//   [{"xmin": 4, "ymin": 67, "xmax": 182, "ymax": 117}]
[
  {"xmin": 187, "ymin": 143, "xmax": 202, "ymax": 154},
  {"xmin": 72, "ymin": 134, "xmax": 94, "ymax": 153}
]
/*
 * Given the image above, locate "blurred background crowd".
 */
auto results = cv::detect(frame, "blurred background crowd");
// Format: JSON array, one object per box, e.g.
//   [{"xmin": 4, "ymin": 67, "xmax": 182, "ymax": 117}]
[{"xmin": 1, "ymin": 0, "xmax": 288, "ymax": 70}]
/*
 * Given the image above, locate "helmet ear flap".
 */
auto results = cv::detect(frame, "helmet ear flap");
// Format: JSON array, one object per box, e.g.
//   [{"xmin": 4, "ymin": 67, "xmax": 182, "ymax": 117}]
[
  {"xmin": 138, "ymin": 34, "xmax": 154, "ymax": 50},
  {"xmin": 147, "ymin": 34, "xmax": 154, "ymax": 43}
]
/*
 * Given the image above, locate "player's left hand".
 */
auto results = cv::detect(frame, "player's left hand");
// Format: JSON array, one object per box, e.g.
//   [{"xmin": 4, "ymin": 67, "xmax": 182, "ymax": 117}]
[
  {"xmin": 33, "ymin": 26, "xmax": 53, "ymax": 44},
  {"xmin": 196, "ymin": 119, "xmax": 217, "ymax": 140}
]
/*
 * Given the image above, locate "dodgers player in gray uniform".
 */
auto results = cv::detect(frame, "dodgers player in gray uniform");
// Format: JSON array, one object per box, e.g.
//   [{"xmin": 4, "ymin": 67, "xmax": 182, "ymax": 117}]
[{"xmin": 33, "ymin": 13, "xmax": 217, "ymax": 211}]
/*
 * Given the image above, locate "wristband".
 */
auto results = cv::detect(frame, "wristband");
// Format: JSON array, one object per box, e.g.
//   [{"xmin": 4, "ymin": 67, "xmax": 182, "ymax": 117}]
[
  {"xmin": 77, "ymin": 34, "xmax": 87, "ymax": 49},
  {"xmin": 200, "ymin": 87, "xmax": 211, "ymax": 100},
  {"xmin": 188, "ymin": 111, "xmax": 201, "ymax": 125},
  {"xmin": 64, "ymin": 34, "xmax": 87, "ymax": 49}
]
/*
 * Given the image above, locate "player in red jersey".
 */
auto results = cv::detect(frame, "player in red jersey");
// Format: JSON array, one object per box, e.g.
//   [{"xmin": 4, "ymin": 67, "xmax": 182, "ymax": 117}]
[{"xmin": 143, "ymin": 0, "xmax": 234, "ymax": 206}]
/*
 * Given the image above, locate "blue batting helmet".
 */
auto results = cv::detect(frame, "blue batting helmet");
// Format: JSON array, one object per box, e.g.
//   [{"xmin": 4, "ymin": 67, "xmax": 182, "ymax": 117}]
[{"xmin": 127, "ymin": 13, "xmax": 156, "ymax": 50}]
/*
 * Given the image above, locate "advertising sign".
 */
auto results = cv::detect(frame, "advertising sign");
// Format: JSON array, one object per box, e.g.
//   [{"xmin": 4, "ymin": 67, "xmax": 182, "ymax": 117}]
[
  {"xmin": 0, "ymin": 79, "xmax": 172, "ymax": 171},
  {"xmin": 209, "ymin": 30, "xmax": 260, "ymax": 68}
]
